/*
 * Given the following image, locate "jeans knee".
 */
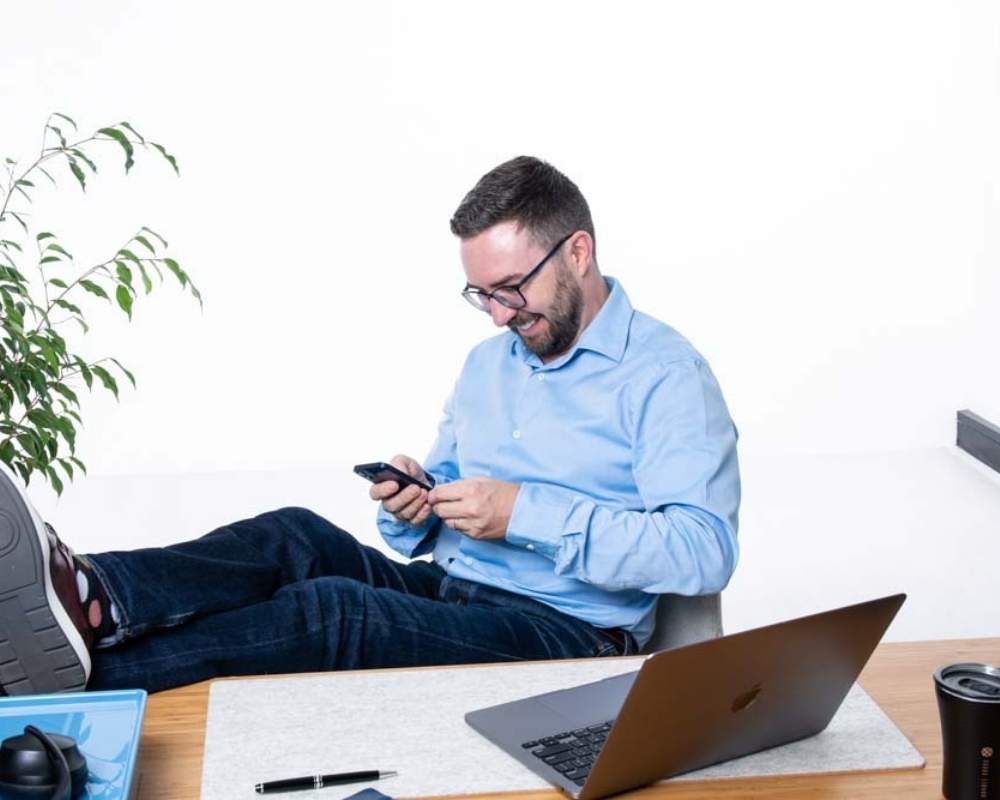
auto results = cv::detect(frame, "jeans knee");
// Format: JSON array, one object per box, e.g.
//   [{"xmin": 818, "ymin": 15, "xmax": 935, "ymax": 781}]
[
  {"xmin": 264, "ymin": 507, "xmax": 353, "ymax": 541},
  {"xmin": 269, "ymin": 506, "xmax": 323, "ymax": 525},
  {"xmin": 280, "ymin": 575, "xmax": 370, "ymax": 617}
]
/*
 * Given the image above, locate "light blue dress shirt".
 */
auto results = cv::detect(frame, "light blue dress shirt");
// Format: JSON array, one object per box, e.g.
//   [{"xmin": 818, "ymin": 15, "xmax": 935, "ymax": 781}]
[{"xmin": 377, "ymin": 277, "xmax": 740, "ymax": 646}]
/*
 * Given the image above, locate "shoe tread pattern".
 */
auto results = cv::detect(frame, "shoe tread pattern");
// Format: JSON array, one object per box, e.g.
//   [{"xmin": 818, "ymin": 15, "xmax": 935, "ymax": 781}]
[{"xmin": 0, "ymin": 473, "xmax": 86, "ymax": 694}]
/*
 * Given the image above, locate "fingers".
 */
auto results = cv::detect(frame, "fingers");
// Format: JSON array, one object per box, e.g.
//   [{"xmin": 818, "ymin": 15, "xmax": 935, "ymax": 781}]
[
  {"xmin": 432, "ymin": 498, "xmax": 467, "ymax": 520},
  {"xmin": 380, "ymin": 483, "xmax": 419, "ymax": 513},
  {"xmin": 411, "ymin": 501, "xmax": 433, "ymax": 526},
  {"xmin": 428, "ymin": 481, "xmax": 463, "ymax": 504},
  {"xmin": 397, "ymin": 488, "xmax": 428, "ymax": 520},
  {"xmin": 369, "ymin": 480, "xmax": 400, "ymax": 501},
  {"xmin": 378, "ymin": 482, "xmax": 432, "ymax": 525},
  {"xmin": 390, "ymin": 453, "xmax": 426, "ymax": 480}
]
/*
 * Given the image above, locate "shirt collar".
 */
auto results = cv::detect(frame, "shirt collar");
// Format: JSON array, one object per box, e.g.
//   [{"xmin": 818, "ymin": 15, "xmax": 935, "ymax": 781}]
[{"xmin": 511, "ymin": 276, "xmax": 633, "ymax": 367}]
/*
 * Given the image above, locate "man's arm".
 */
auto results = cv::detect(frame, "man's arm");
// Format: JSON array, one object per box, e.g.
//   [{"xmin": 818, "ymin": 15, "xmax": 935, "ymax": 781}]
[
  {"xmin": 375, "ymin": 388, "xmax": 460, "ymax": 557},
  {"xmin": 503, "ymin": 357, "xmax": 740, "ymax": 595}
]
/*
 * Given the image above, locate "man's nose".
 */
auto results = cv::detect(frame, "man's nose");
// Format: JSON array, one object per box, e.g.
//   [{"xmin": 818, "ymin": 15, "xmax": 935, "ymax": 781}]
[{"xmin": 489, "ymin": 299, "xmax": 517, "ymax": 327}]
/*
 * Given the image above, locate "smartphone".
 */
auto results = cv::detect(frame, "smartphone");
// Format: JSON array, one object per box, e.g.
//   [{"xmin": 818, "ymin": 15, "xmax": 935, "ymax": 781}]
[{"xmin": 353, "ymin": 461, "xmax": 434, "ymax": 493}]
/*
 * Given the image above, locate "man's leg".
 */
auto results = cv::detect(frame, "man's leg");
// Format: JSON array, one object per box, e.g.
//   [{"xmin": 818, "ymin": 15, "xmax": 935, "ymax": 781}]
[
  {"xmin": 85, "ymin": 506, "xmax": 432, "ymax": 644},
  {"xmin": 90, "ymin": 573, "xmax": 628, "ymax": 693},
  {"xmin": 0, "ymin": 459, "xmax": 437, "ymax": 695}
]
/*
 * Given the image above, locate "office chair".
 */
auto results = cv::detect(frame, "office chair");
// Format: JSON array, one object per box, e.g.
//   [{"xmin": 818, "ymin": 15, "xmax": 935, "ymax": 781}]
[{"xmin": 640, "ymin": 593, "xmax": 723, "ymax": 654}]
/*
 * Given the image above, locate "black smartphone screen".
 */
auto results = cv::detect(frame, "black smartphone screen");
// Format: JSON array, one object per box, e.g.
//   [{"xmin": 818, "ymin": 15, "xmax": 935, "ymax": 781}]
[{"xmin": 353, "ymin": 462, "xmax": 433, "ymax": 492}]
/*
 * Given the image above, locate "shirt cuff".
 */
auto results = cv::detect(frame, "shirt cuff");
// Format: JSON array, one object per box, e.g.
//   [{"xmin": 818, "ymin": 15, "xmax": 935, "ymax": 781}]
[
  {"xmin": 376, "ymin": 505, "xmax": 438, "ymax": 558},
  {"xmin": 505, "ymin": 481, "xmax": 576, "ymax": 559}
]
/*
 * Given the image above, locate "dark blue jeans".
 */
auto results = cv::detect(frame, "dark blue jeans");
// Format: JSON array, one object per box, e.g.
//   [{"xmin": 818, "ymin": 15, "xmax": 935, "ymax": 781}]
[{"xmin": 84, "ymin": 507, "xmax": 636, "ymax": 693}]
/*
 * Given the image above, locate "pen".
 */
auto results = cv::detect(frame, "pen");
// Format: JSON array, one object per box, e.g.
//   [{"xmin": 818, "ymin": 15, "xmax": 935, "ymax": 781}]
[{"xmin": 254, "ymin": 770, "xmax": 398, "ymax": 794}]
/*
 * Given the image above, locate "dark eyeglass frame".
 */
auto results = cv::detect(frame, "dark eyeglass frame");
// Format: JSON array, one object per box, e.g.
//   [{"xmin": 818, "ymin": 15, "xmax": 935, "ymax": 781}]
[{"xmin": 461, "ymin": 232, "xmax": 574, "ymax": 312}]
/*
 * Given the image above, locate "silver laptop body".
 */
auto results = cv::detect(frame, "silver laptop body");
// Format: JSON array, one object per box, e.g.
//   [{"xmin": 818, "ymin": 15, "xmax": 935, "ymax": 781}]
[{"xmin": 465, "ymin": 593, "xmax": 905, "ymax": 800}]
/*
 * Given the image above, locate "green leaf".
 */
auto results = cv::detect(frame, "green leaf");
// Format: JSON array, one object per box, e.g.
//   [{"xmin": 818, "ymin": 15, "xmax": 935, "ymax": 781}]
[
  {"xmin": 16, "ymin": 179, "xmax": 34, "ymax": 188},
  {"xmin": 70, "ymin": 149, "xmax": 98, "ymax": 173},
  {"xmin": 45, "ymin": 243, "xmax": 72, "ymax": 258},
  {"xmin": 91, "ymin": 365, "xmax": 119, "ymax": 399},
  {"xmin": 48, "ymin": 278, "xmax": 68, "ymax": 289},
  {"xmin": 51, "ymin": 112, "xmax": 78, "ymax": 131},
  {"xmin": 150, "ymin": 142, "xmax": 179, "ymax": 175},
  {"xmin": 12, "ymin": 461, "xmax": 30, "ymax": 484},
  {"xmin": 16, "ymin": 434, "xmax": 39, "ymax": 458},
  {"xmin": 134, "ymin": 234, "xmax": 156, "ymax": 254},
  {"xmin": 118, "ymin": 121, "xmax": 145, "ymax": 143},
  {"xmin": 53, "ymin": 298, "xmax": 83, "ymax": 315},
  {"xmin": 78, "ymin": 279, "xmax": 110, "ymax": 300},
  {"xmin": 163, "ymin": 257, "xmax": 188, "ymax": 287},
  {"xmin": 67, "ymin": 157, "xmax": 87, "ymax": 192},
  {"xmin": 110, "ymin": 358, "xmax": 136, "ymax": 388},
  {"xmin": 57, "ymin": 458, "xmax": 74, "ymax": 480},
  {"xmin": 73, "ymin": 357, "xmax": 93, "ymax": 389},
  {"xmin": 69, "ymin": 455, "xmax": 87, "ymax": 475},
  {"xmin": 115, "ymin": 284, "xmax": 133, "ymax": 318},
  {"xmin": 51, "ymin": 383, "xmax": 80, "ymax": 405},
  {"xmin": 36, "ymin": 232, "xmax": 55, "ymax": 242},
  {"xmin": 54, "ymin": 416, "xmax": 75, "ymax": 448},
  {"xmin": 9, "ymin": 212, "xmax": 28, "ymax": 232},
  {"xmin": 45, "ymin": 124, "xmax": 68, "ymax": 149},
  {"xmin": 117, "ymin": 248, "xmax": 142, "ymax": 268},
  {"xmin": 97, "ymin": 127, "xmax": 135, "ymax": 172},
  {"xmin": 35, "ymin": 342, "xmax": 59, "ymax": 371},
  {"xmin": 13, "ymin": 184, "xmax": 32, "ymax": 203},
  {"xmin": 115, "ymin": 262, "xmax": 134, "ymax": 288},
  {"xmin": 44, "ymin": 466, "xmax": 64, "ymax": 496},
  {"xmin": 39, "ymin": 256, "xmax": 61, "ymax": 265},
  {"xmin": 140, "ymin": 226, "xmax": 168, "ymax": 248},
  {"xmin": 37, "ymin": 166, "xmax": 57, "ymax": 186},
  {"xmin": 136, "ymin": 262, "xmax": 153, "ymax": 294},
  {"xmin": 0, "ymin": 240, "xmax": 23, "ymax": 252}
]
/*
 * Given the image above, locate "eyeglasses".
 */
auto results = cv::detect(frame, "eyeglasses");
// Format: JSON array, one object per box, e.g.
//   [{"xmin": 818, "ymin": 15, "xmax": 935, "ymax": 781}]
[{"xmin": 461, "ymin": 232, "xmax": 573, "ymax": 312}]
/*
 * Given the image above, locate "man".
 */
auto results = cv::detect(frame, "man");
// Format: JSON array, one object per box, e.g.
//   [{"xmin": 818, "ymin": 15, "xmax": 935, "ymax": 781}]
[{"xmin": 0, "ymin": 156, "xmax": 740, "ymax": 695}]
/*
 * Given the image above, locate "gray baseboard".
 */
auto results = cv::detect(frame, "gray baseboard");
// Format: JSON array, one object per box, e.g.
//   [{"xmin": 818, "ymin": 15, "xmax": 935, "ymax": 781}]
[{"xmin": 957, "ymin": 410, "xmax": 1000, "ymax": 474}]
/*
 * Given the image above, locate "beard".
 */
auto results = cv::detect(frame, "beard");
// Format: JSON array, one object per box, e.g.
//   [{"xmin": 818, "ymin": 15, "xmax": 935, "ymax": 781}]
[{"xmin": 508, "ymin": 264, "xmax": 584, "ymax": 360}]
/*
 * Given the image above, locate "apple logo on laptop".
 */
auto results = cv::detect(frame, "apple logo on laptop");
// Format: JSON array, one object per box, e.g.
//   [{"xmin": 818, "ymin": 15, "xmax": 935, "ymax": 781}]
[{"xmin": 731, "ymin": 683, "xmax": 763, "ymax": 713}]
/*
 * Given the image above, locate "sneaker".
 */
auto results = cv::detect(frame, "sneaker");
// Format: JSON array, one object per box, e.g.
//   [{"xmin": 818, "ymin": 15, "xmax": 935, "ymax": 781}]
[{"xmin": 0, "ymin": 467, "xmax": 91, "ymax": 694}]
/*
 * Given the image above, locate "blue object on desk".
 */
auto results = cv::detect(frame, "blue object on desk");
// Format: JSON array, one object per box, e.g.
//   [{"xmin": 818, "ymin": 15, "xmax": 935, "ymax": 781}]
[{"xmin": 0, "ymin": 689, "xmax": 146, "ymax": 799}]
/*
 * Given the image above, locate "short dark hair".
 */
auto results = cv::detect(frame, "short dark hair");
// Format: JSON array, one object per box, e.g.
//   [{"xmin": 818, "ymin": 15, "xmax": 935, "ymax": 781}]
[{"xmin": 450, "ymin": 156, "xmax": 595, "ymax": 252}]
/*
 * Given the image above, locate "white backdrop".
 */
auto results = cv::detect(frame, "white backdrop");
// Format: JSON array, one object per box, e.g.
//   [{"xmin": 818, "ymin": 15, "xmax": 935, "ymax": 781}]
[{"xmin": 2, "ymin": 0, "xmax": 998, "ymax": 476}]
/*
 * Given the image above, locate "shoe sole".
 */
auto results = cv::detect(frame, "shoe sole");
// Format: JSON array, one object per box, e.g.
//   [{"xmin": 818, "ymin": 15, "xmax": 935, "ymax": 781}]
[{"xmin": 0, "ymin": 467, "xmax": 90, "ymax": 694}]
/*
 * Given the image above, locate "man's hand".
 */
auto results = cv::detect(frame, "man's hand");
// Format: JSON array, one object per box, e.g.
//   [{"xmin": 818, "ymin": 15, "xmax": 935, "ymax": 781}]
[
  {"xmin": 428, "ymin": 478, "xmax": 520, "ymax": 540},
  {"xmin": 369, "ymin": 454, "xmax": 432, "ymax": 526}
]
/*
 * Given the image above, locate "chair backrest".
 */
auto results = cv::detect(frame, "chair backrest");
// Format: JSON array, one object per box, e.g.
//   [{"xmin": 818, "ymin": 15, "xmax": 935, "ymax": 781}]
[{"xmin": 640, "ymin": 593, "xmax": 723, "ymax": 654}]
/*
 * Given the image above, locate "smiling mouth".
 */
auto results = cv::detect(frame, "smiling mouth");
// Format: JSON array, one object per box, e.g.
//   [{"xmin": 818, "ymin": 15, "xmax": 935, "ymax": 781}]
[{"xmin": 511, "ymin": 315, "xmax": 541, "ymax": 334}]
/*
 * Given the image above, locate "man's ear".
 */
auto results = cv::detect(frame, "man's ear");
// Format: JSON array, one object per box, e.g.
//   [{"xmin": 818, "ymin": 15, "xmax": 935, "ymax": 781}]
[{"xmin": 567, "ymin": 231, "xmax": 595, "ymax": 277}]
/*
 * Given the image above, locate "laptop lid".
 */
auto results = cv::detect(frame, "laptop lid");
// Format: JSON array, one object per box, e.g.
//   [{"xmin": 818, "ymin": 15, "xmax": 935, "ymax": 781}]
[{"xmin": 466, "ymin": 593, "xmax": 905, "ymax": 800}]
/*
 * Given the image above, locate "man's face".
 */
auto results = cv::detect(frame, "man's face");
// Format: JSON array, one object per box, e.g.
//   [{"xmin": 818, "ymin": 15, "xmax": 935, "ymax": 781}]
[{"xmin": 461, "ymin": 221, "xmax": 583, "ymax": 360}]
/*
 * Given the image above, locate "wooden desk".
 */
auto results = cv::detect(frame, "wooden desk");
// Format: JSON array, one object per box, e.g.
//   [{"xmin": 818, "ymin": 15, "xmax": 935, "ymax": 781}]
[{"xmin": 137, "ymin": 638, "xmax": 999, "ymax": 799}]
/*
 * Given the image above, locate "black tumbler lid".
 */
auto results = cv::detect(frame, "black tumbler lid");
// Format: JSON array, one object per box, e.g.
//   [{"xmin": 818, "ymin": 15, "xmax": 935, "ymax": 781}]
[{"xmin": 935, "ymin": 663, "xmax": 1000, "ymax": 702}]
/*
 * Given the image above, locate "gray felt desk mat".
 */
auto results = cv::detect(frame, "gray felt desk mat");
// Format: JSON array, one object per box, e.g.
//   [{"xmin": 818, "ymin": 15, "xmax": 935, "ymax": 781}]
[{"xmin": 200, "ymin": 657, "xmax": 924, "ymax": 799}]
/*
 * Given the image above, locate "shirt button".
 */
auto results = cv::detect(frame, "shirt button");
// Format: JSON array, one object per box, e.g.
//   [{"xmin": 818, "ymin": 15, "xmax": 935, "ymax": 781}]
[
  {"xmin": 526, "ymin": 543, "xmax": 535, "ymax": 551},
  {"xmin": 512, "ymin": 429, "xmax": 521, "ymax": 439}
]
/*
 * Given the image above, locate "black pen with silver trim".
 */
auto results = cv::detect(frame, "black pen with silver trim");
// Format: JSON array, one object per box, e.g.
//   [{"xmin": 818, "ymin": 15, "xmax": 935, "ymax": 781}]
[{"xmin": 254, "ymin": 769, "xmax": 398, "ymax": 794}]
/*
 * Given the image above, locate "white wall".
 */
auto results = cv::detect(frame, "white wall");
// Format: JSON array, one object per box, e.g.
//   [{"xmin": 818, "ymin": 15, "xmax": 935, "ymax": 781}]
[{"xmin": 3, "ymin": 1, "xmax": 998, "ymax": 477}]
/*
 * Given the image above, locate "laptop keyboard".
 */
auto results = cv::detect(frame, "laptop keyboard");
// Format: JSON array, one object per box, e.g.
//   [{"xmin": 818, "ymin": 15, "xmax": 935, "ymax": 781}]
[{"xmin": 521, "ymin": 721, "xmax": 613, "ymax": 786}]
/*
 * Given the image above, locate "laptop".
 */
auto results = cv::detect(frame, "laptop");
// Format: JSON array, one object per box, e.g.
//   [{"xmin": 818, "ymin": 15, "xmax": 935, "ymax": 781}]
[{"xmin": 465, "ymin": 593, "xmax": 905, "ymax": 800}]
